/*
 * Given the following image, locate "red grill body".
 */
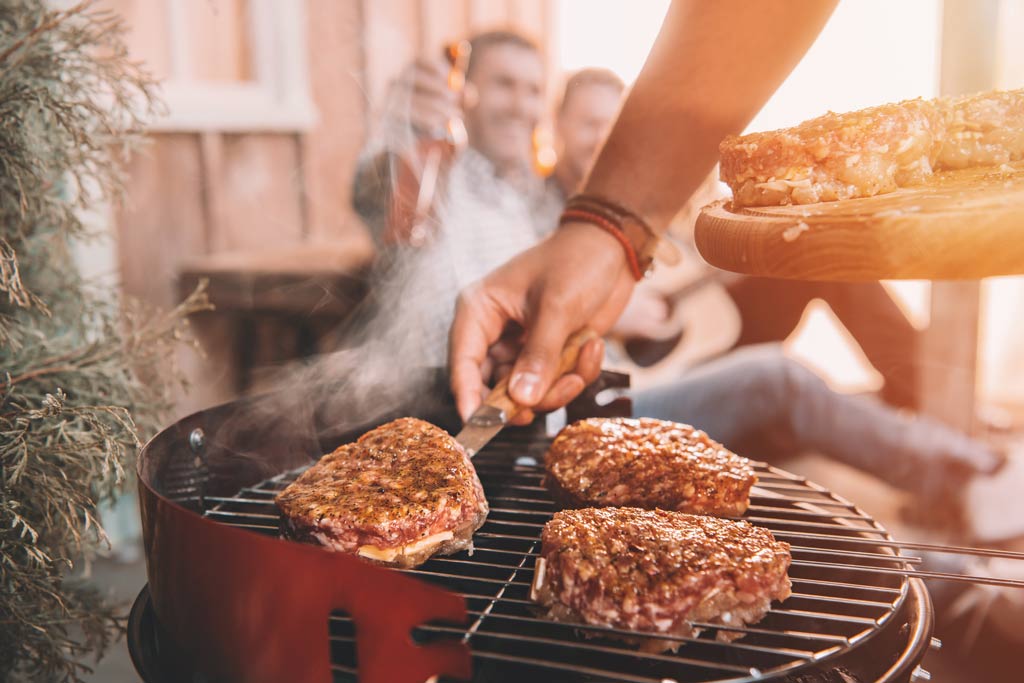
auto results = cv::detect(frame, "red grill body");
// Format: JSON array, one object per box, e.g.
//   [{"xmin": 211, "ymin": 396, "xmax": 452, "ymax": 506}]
[{"xmin": 134, "ymin": 373, "xmax": 934, "ymax": 682}]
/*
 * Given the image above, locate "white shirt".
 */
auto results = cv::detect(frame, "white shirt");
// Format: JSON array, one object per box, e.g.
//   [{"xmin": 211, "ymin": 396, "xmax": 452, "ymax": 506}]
[{"xmin": 357, "ymin": 147, "xmax": 563, "ymax": 368}]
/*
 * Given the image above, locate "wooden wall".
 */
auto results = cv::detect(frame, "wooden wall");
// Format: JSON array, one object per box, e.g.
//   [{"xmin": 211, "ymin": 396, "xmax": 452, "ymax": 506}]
[{"xmin": 109, "ymin": 0, "xmax": 556, "ymax": 415}]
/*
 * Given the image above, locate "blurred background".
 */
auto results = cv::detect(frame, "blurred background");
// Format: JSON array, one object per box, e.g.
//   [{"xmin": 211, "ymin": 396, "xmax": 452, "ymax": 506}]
[
  {"xmin": 84, "ymin": 0, "xmax": 1024, "ymax": 426},
  {"xmin": 78, "ymin": 1, "xmax": 1023, "ymax": 680}
]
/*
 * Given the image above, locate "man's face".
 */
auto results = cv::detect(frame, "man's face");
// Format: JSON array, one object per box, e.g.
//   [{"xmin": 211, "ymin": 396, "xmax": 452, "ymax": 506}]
[
  {"xmin": 555, "ymin": 83, "xmax": 622, "ymax": 185},
  {"xmin": 462, "ymin": 44, "xmax": 544, "ymax": 171}
]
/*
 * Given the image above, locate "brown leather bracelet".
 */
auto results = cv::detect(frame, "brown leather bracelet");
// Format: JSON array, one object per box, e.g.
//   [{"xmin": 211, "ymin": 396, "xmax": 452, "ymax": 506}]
[
  {"xmin": 559, "ymin": 209, "xmax": 645, "ymax": 280},
  {"xmin": 564, "ymin": 194, "xmax": 660, "ymax": 276}
]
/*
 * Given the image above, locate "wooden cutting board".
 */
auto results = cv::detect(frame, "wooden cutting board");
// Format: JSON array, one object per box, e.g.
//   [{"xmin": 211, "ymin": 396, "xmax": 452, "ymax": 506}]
[{"xmin": 694, "ymin": 161, "xmax": 1024, "ymax": 280}]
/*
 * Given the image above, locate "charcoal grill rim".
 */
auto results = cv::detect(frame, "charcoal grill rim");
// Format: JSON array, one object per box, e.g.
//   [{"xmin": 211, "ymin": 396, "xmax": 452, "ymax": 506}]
[{"xmin": 880, "ymin": 578, "xmax": 933, "ymax": 682}]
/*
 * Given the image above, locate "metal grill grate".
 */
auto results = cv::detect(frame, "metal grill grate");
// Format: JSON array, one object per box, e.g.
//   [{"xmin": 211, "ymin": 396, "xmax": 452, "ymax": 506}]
[{"xmin": 200, "ymin": 430, "xmax": 918, "ymax": 683}]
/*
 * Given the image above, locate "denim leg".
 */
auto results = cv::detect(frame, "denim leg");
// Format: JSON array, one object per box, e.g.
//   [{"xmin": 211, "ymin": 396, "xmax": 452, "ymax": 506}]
[
  {"xmin": 631, "ymin": 344, "xmax": 796, "ymax": 449},
  {"xmin": 632, "ymin": 344, "xmax": 1000, "ymax": 497}
]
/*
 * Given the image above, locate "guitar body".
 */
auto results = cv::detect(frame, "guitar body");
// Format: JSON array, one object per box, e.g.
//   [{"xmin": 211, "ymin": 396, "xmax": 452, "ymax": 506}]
[{"xmin": 605, "ymin": 250, "xmax": 742, "ymax": 390}]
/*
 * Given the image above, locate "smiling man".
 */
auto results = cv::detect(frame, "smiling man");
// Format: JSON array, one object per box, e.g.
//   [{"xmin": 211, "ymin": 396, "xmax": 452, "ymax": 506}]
[
  {"xmin": 352, "ymin": 30, "xmax": 560, "ymax": 251},
  {"xmin": 461, "ymin": 33, "xmax": 546, "ymax": 190}
]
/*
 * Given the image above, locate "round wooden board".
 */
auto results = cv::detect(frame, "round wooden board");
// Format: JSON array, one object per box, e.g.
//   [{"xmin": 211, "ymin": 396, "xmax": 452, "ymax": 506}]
[{"xmin": 694, "ymin": 162, "xmax": 1024, "ymax": 280}]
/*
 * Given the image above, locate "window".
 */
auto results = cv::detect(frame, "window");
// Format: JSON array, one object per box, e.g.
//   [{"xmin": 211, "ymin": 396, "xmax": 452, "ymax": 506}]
[{"xmin": 110, "ymin": 0, "xmax": 316, "ymax": 132}]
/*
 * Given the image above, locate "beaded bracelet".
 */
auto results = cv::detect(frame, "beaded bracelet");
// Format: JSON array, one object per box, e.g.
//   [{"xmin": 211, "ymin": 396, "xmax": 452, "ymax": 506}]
[
  {"xmin": 565, "ymin": 194, "xmax": 649, "ymax": 230},
  {"xmin": 560, "ymin": 194, "xmax": 661, "ymax": 279},
  {"xmin": 559, "ymin": 208, "xmax": 645, "ymax": 281}
]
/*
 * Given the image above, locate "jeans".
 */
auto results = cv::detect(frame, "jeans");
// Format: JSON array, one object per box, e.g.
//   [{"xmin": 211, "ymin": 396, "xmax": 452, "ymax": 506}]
[
  {"xmin": 632, "ymin": 344, "xmax": 999, "ymax": 499},
  {"xmin": 726, "ymin": 277, "xmax": 920, "ymax": 410}
]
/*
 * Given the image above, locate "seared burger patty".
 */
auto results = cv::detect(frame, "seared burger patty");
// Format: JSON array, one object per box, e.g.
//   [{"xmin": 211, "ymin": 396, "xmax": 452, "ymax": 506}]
[
  {"xmin": 545, "ymin": 417, "xmax": 755, "ymax": 516},
  {"xmin": 275, "ymin": 417, "xmax": 488, "ymax": 568},
  {"xmin": 532, "ymin": 507, "xmax": 791, "ymax": 649}
]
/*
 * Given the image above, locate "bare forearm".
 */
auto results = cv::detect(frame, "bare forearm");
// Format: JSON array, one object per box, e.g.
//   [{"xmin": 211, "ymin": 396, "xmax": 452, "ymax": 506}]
[{"xmin": 584, "ymin": 0, "xmax": 838, "ymax": 233}]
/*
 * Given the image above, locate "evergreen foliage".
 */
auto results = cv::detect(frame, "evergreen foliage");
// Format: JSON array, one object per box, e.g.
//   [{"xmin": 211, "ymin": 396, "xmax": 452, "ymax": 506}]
[{"xmin": 0, "ymin": 2, "xmax": 209, "ymax": 679}]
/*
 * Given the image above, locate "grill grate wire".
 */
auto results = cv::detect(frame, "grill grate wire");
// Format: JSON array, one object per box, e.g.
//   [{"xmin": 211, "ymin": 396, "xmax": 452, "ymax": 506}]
[{"xmin": 199, "ymin": 433, "xmax": 919, "ymax": 683}]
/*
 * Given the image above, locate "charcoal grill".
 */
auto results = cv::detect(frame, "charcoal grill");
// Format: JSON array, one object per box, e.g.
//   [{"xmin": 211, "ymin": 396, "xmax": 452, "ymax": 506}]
[{"xmin": 132, "ymin": 372, "xmax": 1020, "ymax": 683}]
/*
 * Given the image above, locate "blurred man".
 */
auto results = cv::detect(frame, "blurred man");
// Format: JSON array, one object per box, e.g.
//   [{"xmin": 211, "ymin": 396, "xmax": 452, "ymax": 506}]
[
  {"xmin": 550, "ymin": 72, "xmax": 920, "ymax": 413},
  {"xmin": 542, "ymin": 73, "xmax": 987, "ymax": 505},
  {"xmin": 549, "ymin": 68, "xmax": 626, "ymax": 202},
  {"xmin": 352, "ymin": 30, "xmax": 559, "ymax": 251},
  {"xmin": 350, "ymin": 30, "xmax": 561, "ymax": 367},
  {"xmin": 546, "ymin": 69, "xmax": 680, "ymax": 340}
]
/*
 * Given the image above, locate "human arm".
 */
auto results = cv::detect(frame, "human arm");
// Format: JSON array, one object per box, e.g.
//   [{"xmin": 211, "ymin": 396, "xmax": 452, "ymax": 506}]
[{"xmin": 450, "ymin": 0, "xmax": 839, "ymax": 419}]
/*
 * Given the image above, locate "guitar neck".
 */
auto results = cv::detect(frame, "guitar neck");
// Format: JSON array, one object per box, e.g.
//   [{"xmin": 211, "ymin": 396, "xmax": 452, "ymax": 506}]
[{"xmin": 665, "ymin": 267, "xmax": 736, "ymax": 305}]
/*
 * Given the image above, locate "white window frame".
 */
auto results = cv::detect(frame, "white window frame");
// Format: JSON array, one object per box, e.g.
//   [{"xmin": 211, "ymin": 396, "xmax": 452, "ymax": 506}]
[{"xmin": 150, "ymin": 0, "xmax": 316, "ymax": 132}]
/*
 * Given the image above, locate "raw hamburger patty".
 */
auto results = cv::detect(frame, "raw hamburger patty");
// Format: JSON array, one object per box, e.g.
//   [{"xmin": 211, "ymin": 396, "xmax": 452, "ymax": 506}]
[
  {"xmin": 532, "ymin": 507, "xmax": 792, "ymax": 647},
  {"xmin": 720, "ymin": 87, "xmax": 1024, "ymax": 207},
  {"xmin": 545, "ymin": 417, "xmax": 755, "ymax": 516},
  {"xmin": 275, "ymin": 417, "xmax": 488, "ymax": 568}
]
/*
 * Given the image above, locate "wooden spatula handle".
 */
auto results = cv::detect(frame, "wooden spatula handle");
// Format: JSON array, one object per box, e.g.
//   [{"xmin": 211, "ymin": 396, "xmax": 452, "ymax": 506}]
[{"xmin": 482, "ymin": 328, "xmax": 599, "ymax": 421}]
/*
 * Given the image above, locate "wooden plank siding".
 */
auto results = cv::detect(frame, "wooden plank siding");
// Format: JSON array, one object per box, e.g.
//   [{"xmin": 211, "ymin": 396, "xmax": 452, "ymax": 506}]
[
  {"xmin": 208, "ymin": 134, "xmax": 306, "ymax": 251},
  {"xmin": 419, "ymin": 0, "xmax": 472, "ymax": 55},
  {"xmin": 111, "ymin": 0, "xmax": 557, "ymax": 414},
  {"xmin": 918, "ymin": 0, "xmax": 1002, "ymax": 433},
  {"xmin": 117, "ymin": 133, "xmax": 208, "ymax": 309},
  {"xmin": 302, "ymin": 0, "xmax": 370, "ymax": 243},
  {"xmin": 362, "ymin": 0, "xmax": 421, "ymax": 108}
]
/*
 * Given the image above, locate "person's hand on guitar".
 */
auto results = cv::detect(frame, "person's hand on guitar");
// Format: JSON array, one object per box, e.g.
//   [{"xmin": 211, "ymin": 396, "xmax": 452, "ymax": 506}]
[{"xmin": 609, "ymin": 285, "xmax": 674, "ymax": 341}]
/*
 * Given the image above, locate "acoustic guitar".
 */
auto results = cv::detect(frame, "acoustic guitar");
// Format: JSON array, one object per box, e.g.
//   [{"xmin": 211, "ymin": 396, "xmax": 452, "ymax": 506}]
[{"xmin": 604, "ymin": 246, "xmax": 742, "ymax": 390}]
